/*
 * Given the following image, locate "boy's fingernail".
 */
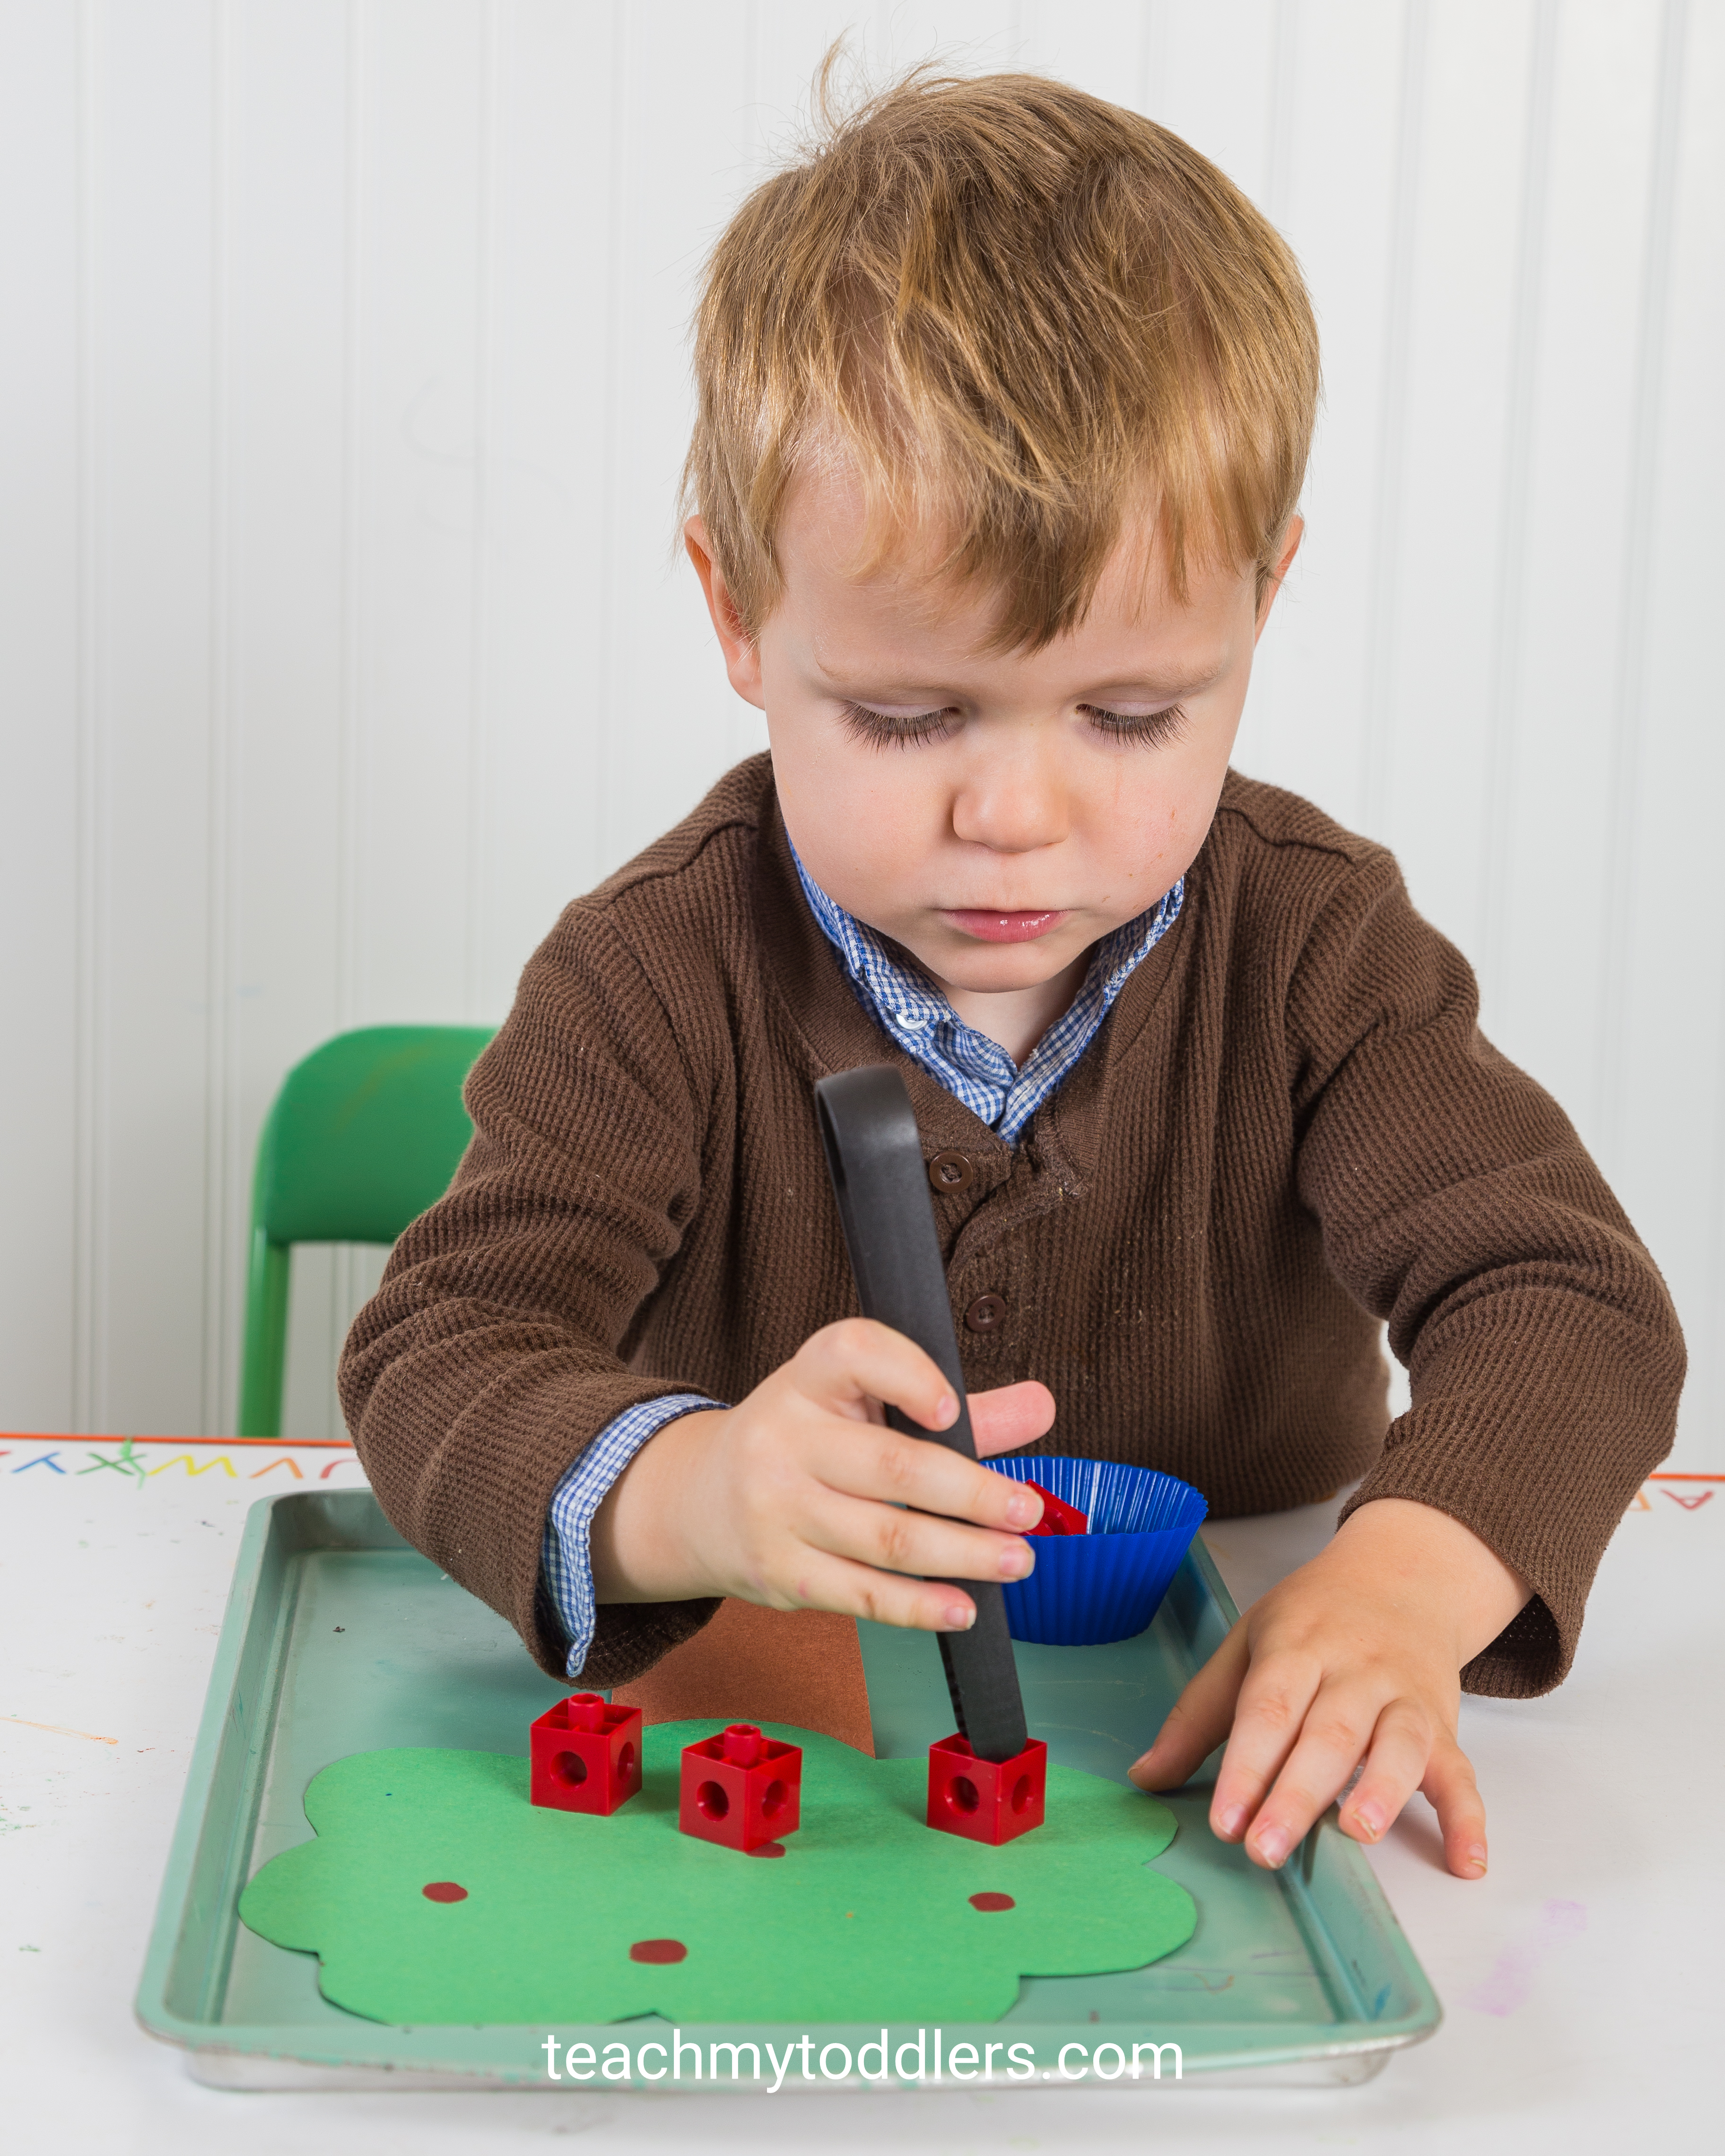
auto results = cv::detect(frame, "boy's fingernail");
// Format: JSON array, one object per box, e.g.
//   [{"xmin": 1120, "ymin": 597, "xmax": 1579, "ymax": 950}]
[
  {"xmin": 1253, "ymin": 1825, "xmax": 1290, "ymax": 1867},
  {"xmin": 1216, "ymin": 1804, "xmax": 1246, "ymax": 1839},
  {"xmin": 1351, "ymin": 1804, "xmax": 1383, "ymax": 1841},
  {"xmin": 1004, "ymin": 1492, "xmax": 1038, "ymax": 1526},
  {"xmin": 1465, "ymin": 1843, "xmax": 1488, "ymax": 1874},
  {"xmin": 998, "ymin": 1542, "xmax": 1032, "ymax": 1578},
  {"xmin": 945, "ymin": 1603, "xmax": 974, "ymax": 1630},
  {"xmin": 934, "ymin": 1393, "xmax": 958, "ymax": 1426}
]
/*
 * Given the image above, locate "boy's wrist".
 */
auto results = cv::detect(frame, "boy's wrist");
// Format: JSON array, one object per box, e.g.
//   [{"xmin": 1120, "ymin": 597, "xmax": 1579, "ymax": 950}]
[
  {"xmin": 589, "ymin": 1407, "xmax": 728, "ymax": 1605},
  {"xmin": 1329, "ymin": 1495, "xmax": 1532, "ymax": 1667}
]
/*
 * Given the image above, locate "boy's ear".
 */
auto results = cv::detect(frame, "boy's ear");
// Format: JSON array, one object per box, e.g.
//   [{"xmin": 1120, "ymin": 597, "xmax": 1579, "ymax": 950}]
[
  {"xmin": 1253, "ymin": 515, "xmax": 1305, "ymax": 641},
  {"xmin": 684, "ymin": 516, "xmax": 765, "ymax": 707}
]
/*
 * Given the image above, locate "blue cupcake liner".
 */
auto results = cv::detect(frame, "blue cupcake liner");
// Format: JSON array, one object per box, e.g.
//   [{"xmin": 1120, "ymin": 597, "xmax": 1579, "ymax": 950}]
[{"xmin": 993, "ymin": 1456, "xmax": 1208, "ymax": 1646}]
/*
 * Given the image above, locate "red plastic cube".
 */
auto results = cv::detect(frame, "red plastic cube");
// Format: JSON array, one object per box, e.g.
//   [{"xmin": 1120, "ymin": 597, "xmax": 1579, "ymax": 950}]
[
  {"xmin": 1020, "ymin": 1480, "xmax": 1089, "ymax": 1537},
  {"xmin": 531, "ymin": 1693, "xmax": 643, "ymax": 1816},
  {"xmin": 678, "ymin": 1723, "xmax": 802, "ymax": 1852},
  {"xmin": 926, "ymin": 1731, "xmax": 1047, "ymax": 1845}
]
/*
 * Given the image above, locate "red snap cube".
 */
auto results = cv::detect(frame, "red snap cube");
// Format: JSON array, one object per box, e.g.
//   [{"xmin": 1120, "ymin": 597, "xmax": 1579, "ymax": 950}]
[
  {"xmin": 926, "ymin": 1731, "xmax": 1047, "ymax": 1845},
  {"xmin": 530, "ymin": 1693, "xmax": 643, "ymax": 1816},
  {"xmin": 1020, "ymin": 1480, "xmax": 1089, "ymax": 1537},
  {"xmin": 678, "ymin": 1723, "xmax": 802, "ymax": 1852}
]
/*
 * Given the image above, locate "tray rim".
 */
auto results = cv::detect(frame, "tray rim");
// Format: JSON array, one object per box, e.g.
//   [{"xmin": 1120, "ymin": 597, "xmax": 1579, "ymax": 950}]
[{"xmin": 133, "ymin": 1489, "xmax": 1442, "ymax": 2089}]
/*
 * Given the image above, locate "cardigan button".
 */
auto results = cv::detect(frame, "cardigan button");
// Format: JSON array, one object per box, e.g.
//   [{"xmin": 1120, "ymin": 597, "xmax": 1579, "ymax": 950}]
[
  {"xmin": 927, "ymin": 1150, "xmax": 976, "ymax": 1196},
  {"xmin": 964, "ymin": 1293, "xmax": 1007, "ymax": 1333}
]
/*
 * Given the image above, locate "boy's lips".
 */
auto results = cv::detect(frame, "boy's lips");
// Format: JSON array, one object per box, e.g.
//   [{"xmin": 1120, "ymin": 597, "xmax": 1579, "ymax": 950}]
[{"xmin": 942, "ymin": 908, "xmax": 1072, "ymax": 944}]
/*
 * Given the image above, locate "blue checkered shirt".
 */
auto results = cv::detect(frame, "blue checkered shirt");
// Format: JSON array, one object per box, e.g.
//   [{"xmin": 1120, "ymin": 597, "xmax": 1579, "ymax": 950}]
[{"xmin": 541, "ymin": 852, "xmax": 1185, "ymax": 1676}]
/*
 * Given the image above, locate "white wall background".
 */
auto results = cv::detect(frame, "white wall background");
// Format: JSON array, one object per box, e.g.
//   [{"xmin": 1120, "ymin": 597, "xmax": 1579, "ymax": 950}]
[{"xmin": 1, "ymin": 0, "xmax": 1719, "ymax": 1452}]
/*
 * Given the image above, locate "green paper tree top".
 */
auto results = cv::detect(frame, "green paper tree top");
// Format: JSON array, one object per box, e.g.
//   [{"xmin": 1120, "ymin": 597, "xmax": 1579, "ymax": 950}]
[{"xmin": 239, "ymin": 1721, "xmax": 1196, "ymax": 2026}]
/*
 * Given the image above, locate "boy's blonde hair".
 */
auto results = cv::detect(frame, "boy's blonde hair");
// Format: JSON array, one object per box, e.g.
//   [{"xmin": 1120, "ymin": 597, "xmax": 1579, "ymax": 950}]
[{"xmin": 686, "ymin": 66, "xmax": 1320, "ymax": 651}]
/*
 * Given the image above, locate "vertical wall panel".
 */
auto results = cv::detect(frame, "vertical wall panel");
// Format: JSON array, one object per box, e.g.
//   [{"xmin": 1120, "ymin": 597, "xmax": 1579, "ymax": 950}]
[
  {"xmin": 226, "ymin": 0, "xmax": 359, "ymax": 1437},
  {"xmin": 1232, "ymin": 0, "xmax": 1410, "ymax": 833},
  {"xmin": 0, "ymin": 0, "xmax": 1717, "ymax": 1456},
  {"xmin": 474, "ymin": 0, "xmax": 618, "ymax": 1013},
  {"xmin": 1018, "ymin": 0, "xmax": 1147, "ymax": 104},
  {"xmin": 592, "ymin": 3, "xmax": 756, "ymax": 875},
  {"xmin": 1613, "ymin": 0, "xmax": 1724, "ymax": 1460},
  {"xmin": 1492, "ymin": 0, "xmax": 1663, "ymax": 1151},
  {"xmin": 1376, "ymin": 0, "xmax": 1538, "ymax": 967},
  {"xmin": 0, "ymin": 1, "xmax": 81, "ymax": 1428},
  {"xmin": 1152, "ymin": 0, "xmax": 1283, "ymax": 207},
  {"xmin": 346, "ymin": 0, "xmax": 489, "ymax": 1029},
  {"xmin": 87, "ymin": 0, "xmax": 220, "ymax": 1433}
]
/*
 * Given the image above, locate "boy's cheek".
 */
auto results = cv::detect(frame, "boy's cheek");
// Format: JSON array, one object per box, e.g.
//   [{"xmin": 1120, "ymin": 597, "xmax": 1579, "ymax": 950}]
[{"xmin": 773, "ymin": 742, "xmax": 948, "ymax": 915}]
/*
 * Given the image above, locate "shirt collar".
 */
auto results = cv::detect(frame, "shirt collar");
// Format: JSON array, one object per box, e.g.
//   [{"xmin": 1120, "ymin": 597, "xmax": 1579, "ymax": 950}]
[{"xmin": 787, "ymin": 840, "xmax": 1184, "ymax": 1143}]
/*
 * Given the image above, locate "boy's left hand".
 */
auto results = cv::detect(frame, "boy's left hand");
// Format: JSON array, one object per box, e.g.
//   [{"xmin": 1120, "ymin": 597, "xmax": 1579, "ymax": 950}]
[{"xmin": 1128, "ymin": 1497, "xmax": 1531, "ymax": 1880}]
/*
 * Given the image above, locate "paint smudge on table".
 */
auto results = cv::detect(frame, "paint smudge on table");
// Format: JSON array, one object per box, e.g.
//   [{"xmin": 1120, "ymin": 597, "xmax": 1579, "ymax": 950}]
[{"xmin": 1464, "ymin": 1899, "xmax": 1586, "ymax": 2016}]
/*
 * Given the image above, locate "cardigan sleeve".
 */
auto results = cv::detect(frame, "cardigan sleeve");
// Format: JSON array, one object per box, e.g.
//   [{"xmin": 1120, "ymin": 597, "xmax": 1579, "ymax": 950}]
[
  {"xmin": 1285, "ymin": 850, "xmax": 1684, "ymax": 1695},
  {"xmin": 337, "ymin": 904, "xmax": 725, "ymax": 1686}
]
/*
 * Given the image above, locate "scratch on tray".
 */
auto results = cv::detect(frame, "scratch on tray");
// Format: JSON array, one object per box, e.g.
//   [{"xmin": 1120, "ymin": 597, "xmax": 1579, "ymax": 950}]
[{"xmin": 2, "ymin": 1715, "xmax": 119, "ymax": 1746}]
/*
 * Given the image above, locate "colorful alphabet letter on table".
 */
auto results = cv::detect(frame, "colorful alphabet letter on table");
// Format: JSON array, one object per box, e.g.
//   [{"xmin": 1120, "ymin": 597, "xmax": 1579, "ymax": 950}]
[{"xmin": 238, "ymin": 1722, "xmax": 1196, "ymax": 2026}]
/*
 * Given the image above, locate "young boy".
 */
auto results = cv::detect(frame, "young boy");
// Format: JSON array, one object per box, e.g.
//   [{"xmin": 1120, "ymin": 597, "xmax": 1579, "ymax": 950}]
[{"xmin": 340, "ymin": 71, "xmax": 1681, "ymax": 1884}]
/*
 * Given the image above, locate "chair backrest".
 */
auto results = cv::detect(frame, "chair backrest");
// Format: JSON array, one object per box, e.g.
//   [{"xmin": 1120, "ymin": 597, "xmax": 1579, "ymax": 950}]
[
  {"xmin": 239, "ymin": 1024, "xmax": 496, "ymax": 1435},
  {"xmin": 252, "ymin": 1024, "xmax": 497, "ymax": 1245}
]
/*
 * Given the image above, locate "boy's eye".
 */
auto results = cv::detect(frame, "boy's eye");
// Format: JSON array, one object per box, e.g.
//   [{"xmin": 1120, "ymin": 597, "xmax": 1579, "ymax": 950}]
[
  {"xmin": 837, "ymin": 699, "xmax": 1191, "ymax": 750},
  {"xmin": 838, "ymin": 701, "xmax": 958, "ymax": 748},
  {"xmin": 1079, "ymin": 702, "xmax": 1190, "ymax": 748}
]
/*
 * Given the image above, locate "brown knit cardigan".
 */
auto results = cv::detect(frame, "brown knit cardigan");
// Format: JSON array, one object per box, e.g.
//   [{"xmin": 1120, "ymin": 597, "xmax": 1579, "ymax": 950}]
[{"xmin": 339, "ymin": 757, "xmax": 1682, "ymax": 1698}]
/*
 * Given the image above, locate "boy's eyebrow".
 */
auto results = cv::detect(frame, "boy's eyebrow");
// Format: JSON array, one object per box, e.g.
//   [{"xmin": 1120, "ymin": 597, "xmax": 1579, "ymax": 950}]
[
  {"xmin": 1077, "ymin": 665, "xmax": 1228, "ymax": 700},
  {"xmin": 808, "ymin": 653, "xmax": 1229, "ymax": 702}
]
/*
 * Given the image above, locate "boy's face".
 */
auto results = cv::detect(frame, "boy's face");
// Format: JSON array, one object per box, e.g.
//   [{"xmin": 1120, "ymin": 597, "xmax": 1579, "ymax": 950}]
[{"xmin": 688, "ymin": 468, "xmax": 1298, "ymax": 1030}]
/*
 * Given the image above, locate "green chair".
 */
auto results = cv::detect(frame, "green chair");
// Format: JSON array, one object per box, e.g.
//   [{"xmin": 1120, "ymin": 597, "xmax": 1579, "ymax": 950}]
[{"xmin": 238, "ymin": 1024, "xmax": 497, "ymax": 1437}]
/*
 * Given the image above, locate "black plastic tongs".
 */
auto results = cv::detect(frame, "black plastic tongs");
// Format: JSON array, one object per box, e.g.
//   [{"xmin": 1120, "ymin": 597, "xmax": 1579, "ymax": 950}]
[{"xmin": 814, "ymin": 1065, "xmax": 1030, "ymax": 1765}]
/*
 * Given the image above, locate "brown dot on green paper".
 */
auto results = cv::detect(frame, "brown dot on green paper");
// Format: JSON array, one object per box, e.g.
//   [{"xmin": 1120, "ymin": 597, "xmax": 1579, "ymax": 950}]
[
  {"xmin": 629, "ymin": 1939, "xmax": 687, "ymax": 1964},
  {"xmin": 421, "ymin": 1882, "xmax": 467, "ymax": 1903},
  {"xmin": 969, "ymin": 1893, "xmax": 1015, "ymax": 1912}
]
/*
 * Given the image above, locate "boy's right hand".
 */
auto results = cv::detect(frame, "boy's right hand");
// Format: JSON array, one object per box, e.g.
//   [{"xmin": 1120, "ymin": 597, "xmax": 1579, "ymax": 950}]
[{"xmin": 588, "ymin": 1319, "xmax": 1057, "ymax": 1631}]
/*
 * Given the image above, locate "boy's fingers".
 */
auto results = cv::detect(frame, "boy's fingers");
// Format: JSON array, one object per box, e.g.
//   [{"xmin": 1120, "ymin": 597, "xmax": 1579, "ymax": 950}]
[
  {"xmin": 1204, "ymin": 1653, "xmax": 1325, "ymax": 1845},
  {"xmin": 1246, "ymin": 1692, "xmax": 1423, "ymax": 1868},
  {"xmin": 735, "ymin": 1550, "xmax": 977, "ymax": 1635},
  {"xmin": 1421, "ymin": 1737, "xmax": 1489, "ymax": 1879},
  {"xmin": 792, "ymin": 1318, "xmax": 960, "ymax": 1432},
  {"xmin": 968, "ymin": 1380, "xmax": 1057, "ymax": 1456},
  {"xmin": 1335, "ymin": 1701, "xmax": 1434, "ymax": 1850},
  {"xmin": 805, "ymin": 1485, "xmax": 1034, "ymax": 1588},
  {"xmin": 1128, "ymin": 1621, "xmax": 1251, "ymax": 1791},
  {"xmin": 823, "ymin": 1421, "xmax": 1046, "ymax": 1534}
]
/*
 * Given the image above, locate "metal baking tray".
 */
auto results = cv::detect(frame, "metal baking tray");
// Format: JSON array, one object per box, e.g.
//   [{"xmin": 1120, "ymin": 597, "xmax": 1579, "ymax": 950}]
[{"xmin": 135, "ymin": 1489, "xmax": 1439, "ymax": 2090}]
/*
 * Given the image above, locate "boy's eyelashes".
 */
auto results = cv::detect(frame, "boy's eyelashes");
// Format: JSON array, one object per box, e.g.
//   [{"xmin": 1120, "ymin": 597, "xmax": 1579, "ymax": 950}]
[
  {"xmin": 836, "ymin": 699, "xmax": 1192, "ymax": 751},
  {"xmin": 838, "ymin": 700, "xmax": 958, "ymax": 749},
  {"xmin": 1078, "ymin": 701, "xmax": 1191, "ymax": 748}
]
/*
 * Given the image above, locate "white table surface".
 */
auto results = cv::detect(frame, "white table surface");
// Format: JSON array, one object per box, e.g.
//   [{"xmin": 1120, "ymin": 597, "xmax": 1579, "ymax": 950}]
[{"xmin": 2, "ymin": 1434, "xmax": 1718, "ymax": 2155}]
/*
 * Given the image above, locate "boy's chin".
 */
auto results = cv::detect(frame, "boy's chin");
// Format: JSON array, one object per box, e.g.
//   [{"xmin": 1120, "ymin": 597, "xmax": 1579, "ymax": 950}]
[{"xmin": 903, "ymin": 930, "xmax": 1094, "ymax": 996}]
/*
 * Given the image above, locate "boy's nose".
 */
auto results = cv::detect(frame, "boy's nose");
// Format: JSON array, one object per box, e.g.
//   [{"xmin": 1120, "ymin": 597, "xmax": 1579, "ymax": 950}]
[{"xmin": 950, "ymin": 762, "xmax": 1070, "ymax": 853}]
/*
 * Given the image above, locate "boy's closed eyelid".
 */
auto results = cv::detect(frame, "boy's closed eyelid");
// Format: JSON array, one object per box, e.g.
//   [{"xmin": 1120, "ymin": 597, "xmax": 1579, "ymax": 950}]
[
  {"xmin": 837, "ymin": 699, "xmax": 958, "ymax": 749},
  {"xmin": 1071, "ymin": 701, "xmax": 1193, "ymax": 750},
  {"xmin": 837, "ymin": 695, "xmax": 1194, "ymax": 750}
]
